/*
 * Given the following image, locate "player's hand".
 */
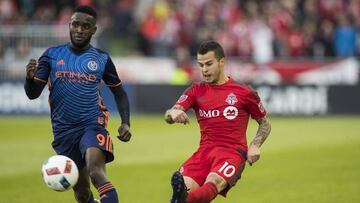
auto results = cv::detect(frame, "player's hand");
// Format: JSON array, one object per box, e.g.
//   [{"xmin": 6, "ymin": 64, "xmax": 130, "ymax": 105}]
[
  {"xmin": 117, "ymin": 123, "xmax": 131, "ymax": 142},
  {"xmin": 26, "ymin": 59, "xmax": 37, "ymax": 79},
  {"xmin": 165, "ymin": 109, "xmax": 189, "ymax": 125},
  {"xmin": 247, "ymin": 145, "xmax": 260, "ymax": 166}
]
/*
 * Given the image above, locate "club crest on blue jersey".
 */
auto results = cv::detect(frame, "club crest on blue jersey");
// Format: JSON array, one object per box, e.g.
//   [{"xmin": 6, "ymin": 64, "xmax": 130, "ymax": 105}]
[
  {"xmin": 87, "ymin": 60, "xmax": 98, "ymax": 71},
  {"xmin": 225, "ymin": 93, "xmax": 238, "ymax": 105}
]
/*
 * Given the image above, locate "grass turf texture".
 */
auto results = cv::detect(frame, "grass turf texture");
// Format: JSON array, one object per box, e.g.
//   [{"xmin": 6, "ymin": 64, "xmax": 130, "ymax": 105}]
[{"xmin": 0, "ymin": 115, "xmax": 359, "ymax": 203}]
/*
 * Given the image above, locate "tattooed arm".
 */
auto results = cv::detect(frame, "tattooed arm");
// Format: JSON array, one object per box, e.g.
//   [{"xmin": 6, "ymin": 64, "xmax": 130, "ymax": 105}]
[
  {"xmin": 247, "ymin": 116, "xmax": 271, "ymax": 165},
  {"xmin": 164, "ymin": 104, "xmax": 190, "ymax": 125}
]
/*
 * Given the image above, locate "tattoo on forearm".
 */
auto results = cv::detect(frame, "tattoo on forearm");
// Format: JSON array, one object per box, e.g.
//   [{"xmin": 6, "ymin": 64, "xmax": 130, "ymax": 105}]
[{"xmin": 251, "ymin": 118, "xmax": 271, "ymax": 147}]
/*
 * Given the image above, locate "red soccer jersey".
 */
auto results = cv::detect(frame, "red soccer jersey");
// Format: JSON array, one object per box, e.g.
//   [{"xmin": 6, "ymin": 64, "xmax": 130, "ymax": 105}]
[{"xmin": 176, "ymin": 78, "xmax": 267, "ymax": 151}]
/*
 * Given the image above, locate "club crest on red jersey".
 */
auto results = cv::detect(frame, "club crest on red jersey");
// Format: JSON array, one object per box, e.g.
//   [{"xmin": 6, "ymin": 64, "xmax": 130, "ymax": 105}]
[
  {"xmin": 225, "ymin": 93, "xmax": 238, "ymax": 105},
  {"xmin": 177, "ymin": 95, "xmax": 188, "ymax": 103}
]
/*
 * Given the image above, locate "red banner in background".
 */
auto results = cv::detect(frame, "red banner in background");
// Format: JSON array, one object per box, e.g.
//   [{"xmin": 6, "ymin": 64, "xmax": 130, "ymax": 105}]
[
  {"xmin": 224, "ymin": 57, "xmax": 359, "ymax": 85},
  {"xmin": 112, "ymin": 57, "xmax": 359, "ymax": 85}
]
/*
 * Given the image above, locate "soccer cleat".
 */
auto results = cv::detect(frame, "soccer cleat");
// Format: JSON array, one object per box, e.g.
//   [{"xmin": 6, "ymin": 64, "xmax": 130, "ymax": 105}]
[
  {"xmin": 94, "ymin": 199, "xmax": 100, "ymax": 203},
  {"xmin": 170, "ymin": 171, "xmax": 188, "ymax": 203}
]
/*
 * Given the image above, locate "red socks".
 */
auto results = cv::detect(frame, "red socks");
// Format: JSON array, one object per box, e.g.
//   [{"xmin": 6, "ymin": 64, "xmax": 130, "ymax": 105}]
[{"xmin": 186, "ymin": 182, "xmax": 218, "ymax": 203}]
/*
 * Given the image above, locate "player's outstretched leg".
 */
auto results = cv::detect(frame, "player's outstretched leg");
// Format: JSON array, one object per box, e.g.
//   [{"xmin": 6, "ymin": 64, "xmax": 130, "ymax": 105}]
[
  {"xmin": 170, "ymin": 171, "xmax": 188, "ymax": 203},
  {"xmin": 86, "ymin": 148, "xmax": 119, "ymax": 203}
]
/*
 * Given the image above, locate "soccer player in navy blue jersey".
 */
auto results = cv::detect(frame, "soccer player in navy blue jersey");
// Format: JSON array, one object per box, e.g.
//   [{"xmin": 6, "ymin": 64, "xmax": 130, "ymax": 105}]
[{"xmin": 24, "ymin": 6, "xmax": 131, "ymax": 203}]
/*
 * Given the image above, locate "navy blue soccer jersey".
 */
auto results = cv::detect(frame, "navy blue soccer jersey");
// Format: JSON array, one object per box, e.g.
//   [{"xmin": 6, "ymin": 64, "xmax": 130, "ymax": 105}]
[{"xmin": 34, "ymin": 43, "xmax": 121, "ymax": 147}]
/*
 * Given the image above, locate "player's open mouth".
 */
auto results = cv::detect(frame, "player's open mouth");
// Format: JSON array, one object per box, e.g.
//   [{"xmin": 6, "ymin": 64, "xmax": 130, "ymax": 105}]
[{"xmin": 203, "ymin": 74, "xmax": 211, "ymax": 79}]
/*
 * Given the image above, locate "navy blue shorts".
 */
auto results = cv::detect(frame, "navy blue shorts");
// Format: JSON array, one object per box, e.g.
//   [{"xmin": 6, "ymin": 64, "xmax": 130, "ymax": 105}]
[{"xmin": 53, "ymin": 125, "xmax": 115, "ymax": 170}]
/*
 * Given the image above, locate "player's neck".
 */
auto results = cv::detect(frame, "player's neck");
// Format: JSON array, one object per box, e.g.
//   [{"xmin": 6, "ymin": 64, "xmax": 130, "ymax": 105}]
[
  {"xmin": 69, "ymin": 43, "xmax": 91, "ymax": 52},
  {"xmin": 215, "ymin": 75, "xmax": 229, "ymax": 85}
]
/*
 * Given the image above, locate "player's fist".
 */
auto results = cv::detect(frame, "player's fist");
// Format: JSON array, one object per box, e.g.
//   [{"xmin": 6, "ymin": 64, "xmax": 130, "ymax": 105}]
[
  {"xmin": 26, "ymin": 59, "xmax": 37, "ymax": 79},
  {"xmin": 165, "ymin": 109, "xmax": 189, "ymax": 125},
  {"xmin": 247, "ymin": 145, "xmax": 260, "ymax": 166},
  {"xmin": 117, "ymin": 123, "xmax": 131, "ymax": 142},
  {"xmin": 164, "ymin": 110, "xmax": 175, "ymax": 124}
]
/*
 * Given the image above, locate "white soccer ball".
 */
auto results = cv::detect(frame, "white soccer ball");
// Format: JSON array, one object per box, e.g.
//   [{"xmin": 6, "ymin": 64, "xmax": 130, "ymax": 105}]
[{"xmin": 41, "ymin": 155, "xmax": 79, "ymax": 191}]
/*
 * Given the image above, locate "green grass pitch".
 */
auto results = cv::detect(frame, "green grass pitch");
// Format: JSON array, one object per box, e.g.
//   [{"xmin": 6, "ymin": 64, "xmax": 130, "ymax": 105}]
[{"xmin": 0, "ymin": 115, "xmax": 359, "ymax": 203}]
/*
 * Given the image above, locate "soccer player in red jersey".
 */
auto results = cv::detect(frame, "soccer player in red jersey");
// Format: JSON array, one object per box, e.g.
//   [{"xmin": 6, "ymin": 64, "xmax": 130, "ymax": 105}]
[{"xmin": 165, "ymin": 41, "xmax": 272, "ymax": 203}]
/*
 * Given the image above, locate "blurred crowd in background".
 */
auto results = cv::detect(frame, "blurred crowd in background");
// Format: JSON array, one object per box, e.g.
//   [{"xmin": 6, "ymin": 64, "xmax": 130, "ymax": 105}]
[{"xmin": 0, "ymin": 0, "xmax": 359, "ymax": 68}]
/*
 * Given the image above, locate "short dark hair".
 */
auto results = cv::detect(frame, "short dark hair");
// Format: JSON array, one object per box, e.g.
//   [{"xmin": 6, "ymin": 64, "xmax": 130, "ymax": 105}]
[
  {"xmin": 197, "ymin": 41, "xmax": 225, "ymax": 60},
  {"xmin": 74, "ymin": 5, "xmax": 97, "ymax": 19}
]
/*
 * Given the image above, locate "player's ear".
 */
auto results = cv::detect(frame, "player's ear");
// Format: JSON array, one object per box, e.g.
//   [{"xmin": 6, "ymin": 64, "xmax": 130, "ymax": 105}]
[
  {"xmin": 219, "ymin": 57, "xmax": 225, "ymax": 66},
  {"xmin": 92, "ymin": 25, "xmax": 97, "ymax": 35}
]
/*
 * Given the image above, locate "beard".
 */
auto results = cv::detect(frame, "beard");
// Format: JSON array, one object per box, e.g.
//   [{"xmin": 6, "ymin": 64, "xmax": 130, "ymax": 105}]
[{"xmin": 70, "ymin": 34, "xmax": 92, "ymax": 49}]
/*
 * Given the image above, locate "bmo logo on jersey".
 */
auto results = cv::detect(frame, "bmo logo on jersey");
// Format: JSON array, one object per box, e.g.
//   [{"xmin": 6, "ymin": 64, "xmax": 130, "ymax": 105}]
[
  {"xmin": 223, "ymin": 106, "xmax": 238, "ymax": 120},
  {"xmin": 199, "ymin": 107, "xmax": 239, "ymax": 120},
  {"xmin": 199, "ymin": 109, "xmax": 220, "ymax": 118}
]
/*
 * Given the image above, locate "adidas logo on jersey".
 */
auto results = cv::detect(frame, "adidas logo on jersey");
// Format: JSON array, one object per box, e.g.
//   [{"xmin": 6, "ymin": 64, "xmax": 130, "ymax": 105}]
[{"xmin": 57, "ymin": 59, "xmax": 65, "ymax": 65}]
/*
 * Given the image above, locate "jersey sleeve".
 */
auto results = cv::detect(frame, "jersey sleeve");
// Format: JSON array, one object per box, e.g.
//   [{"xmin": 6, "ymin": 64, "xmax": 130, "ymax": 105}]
[
  {"xmin": 244, "ymin": 88, "xmax": 267, "ymax": 120},
  {"xmin": 175, "ymin": 84, "xmax": 196, "ymax": 110},
  {"xmin": 103, "ymin": 57, "xmax": 122, "ymax": 87},
  {"xmin": 34, "ymin": 49, "xmax": 51, "ymax": 83}
]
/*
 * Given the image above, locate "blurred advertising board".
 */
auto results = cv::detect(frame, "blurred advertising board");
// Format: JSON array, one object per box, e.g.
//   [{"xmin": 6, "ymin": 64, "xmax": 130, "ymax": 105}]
[
  {"xmin": 0, "ymin": 57, "xmax": 359, "ymax": 115},
  {"xmin": 1, "ymin": 82, "xmax": 359, "ymax": 115},
  {"xmin": 256, "ymin": 86, "xmax": 328, "ymax": 115},
  {"xmin": 129, "ymin": 84, "xmax": 360, "ymax": 115},
  {"xmin": 0, "ymin": 81, "xmax": 49, "ymax": 114},
  {"xmin": 0, "ymin": 82, "xmax": 129, "ymax": 115}
]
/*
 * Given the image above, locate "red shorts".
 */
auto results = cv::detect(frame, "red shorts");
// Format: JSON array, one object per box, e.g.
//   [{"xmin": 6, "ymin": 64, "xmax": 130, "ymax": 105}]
[{"xmin": 179, "ymin": 146, "xmax": 246, "ymax": 196}]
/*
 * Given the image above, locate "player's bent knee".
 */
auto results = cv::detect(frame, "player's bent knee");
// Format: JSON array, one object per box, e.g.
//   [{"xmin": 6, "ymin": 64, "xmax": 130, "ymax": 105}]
[
  {"xmin": 86, "ymin": 161, "xmax": 107, "ymax": 186},
  {"xmin": 184, "ymin": 176, "xmax": 200, "ymax": 192},
  {"xmin": 206, "ymin": 172, "xmax": 228, "ymax": 192},
  {"xmin": 88, "ymin": 167, "xmax": 107, "ymax": 185}
]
